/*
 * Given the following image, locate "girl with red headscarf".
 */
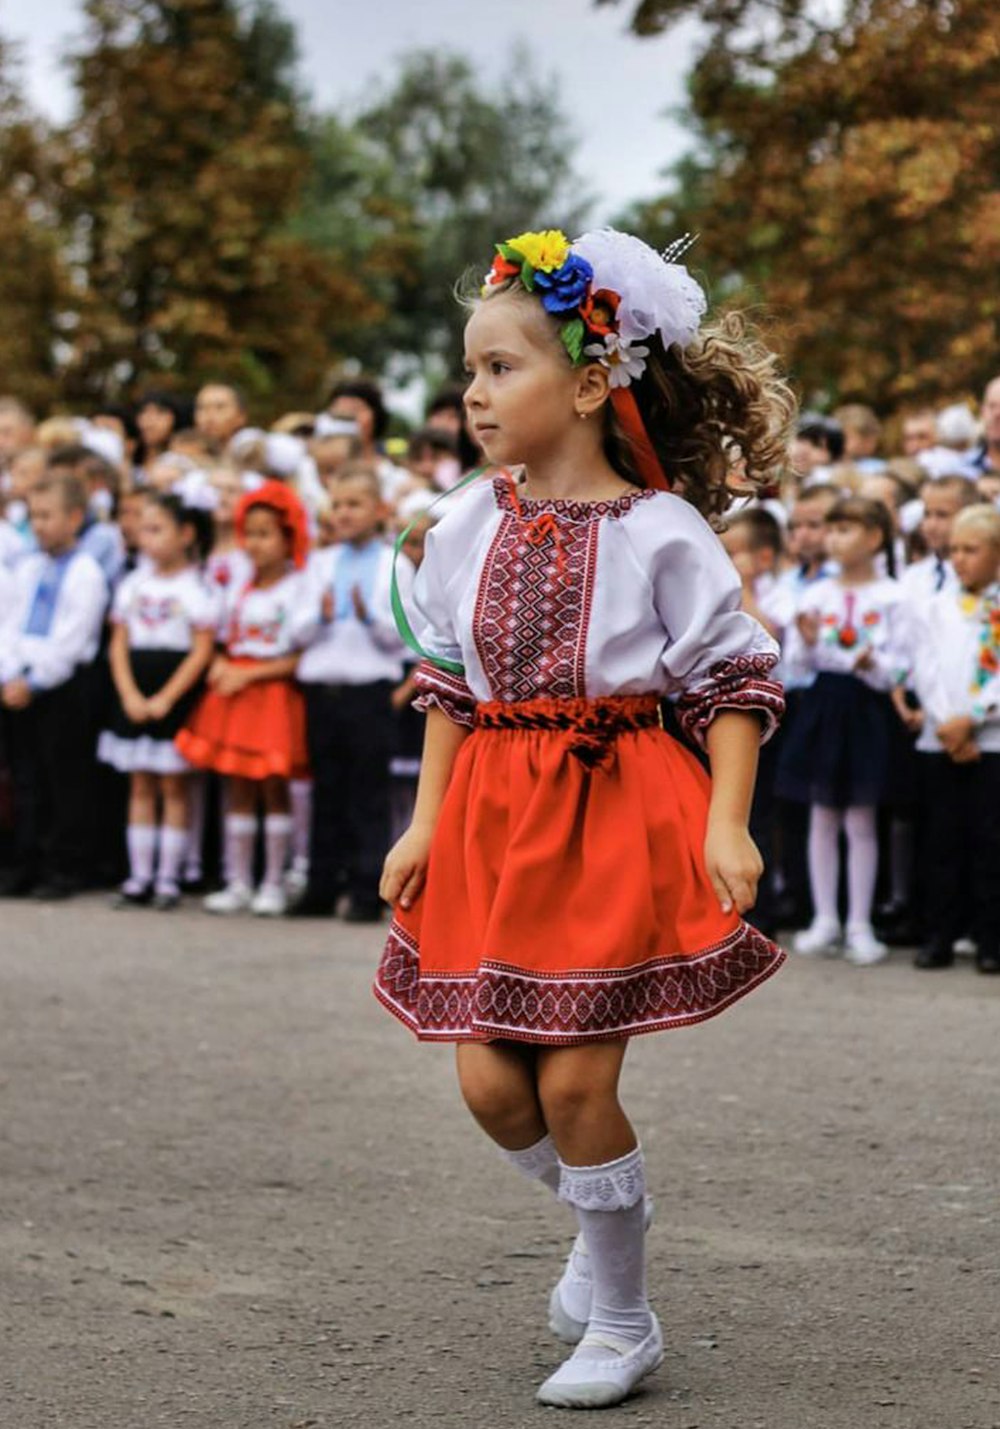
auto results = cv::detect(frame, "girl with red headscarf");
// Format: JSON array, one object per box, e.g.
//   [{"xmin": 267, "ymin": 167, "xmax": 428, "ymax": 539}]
[{"xmin": 176, "ymin": 481, "xmax": 315, "ymax": 915}]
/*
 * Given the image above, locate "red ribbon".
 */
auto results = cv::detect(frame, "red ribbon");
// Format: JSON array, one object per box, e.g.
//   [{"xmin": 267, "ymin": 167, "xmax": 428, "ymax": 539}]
[
  {"xmin": 506, "ymin": 471, "xmax": 569, "ymax": 582},
  {"xmin": 610, "ymin": 386, "xmax": 671, "ymax": 492}
]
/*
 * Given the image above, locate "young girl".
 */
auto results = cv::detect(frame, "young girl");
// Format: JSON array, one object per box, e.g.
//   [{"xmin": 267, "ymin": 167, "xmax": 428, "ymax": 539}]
[
  {"xmin": 375, "ymin": 228, "xmax": 791, "ymax": 1409},
  {"xmin": 97, "ymin": 494, "xmax": 217, "ymax": 908},
  {"xmin": 175, "ymin": 481, "xmax": 313, "ymax": 916},
  {"xmin": 777, "ymin": 496, "xmax": 911, "ymax": 964}
]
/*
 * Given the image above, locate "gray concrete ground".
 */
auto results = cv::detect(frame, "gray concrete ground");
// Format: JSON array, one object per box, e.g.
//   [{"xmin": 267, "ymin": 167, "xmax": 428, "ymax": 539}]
[{"xmin": 1, "ymin": 898, "xmax": 998, "ymax": 1429}]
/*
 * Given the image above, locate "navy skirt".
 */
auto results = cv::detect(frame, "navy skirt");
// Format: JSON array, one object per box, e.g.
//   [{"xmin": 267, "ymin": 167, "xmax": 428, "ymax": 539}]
[{"xmin": 775, "ymin": 672, "xmax": 894, "ymax": 809}]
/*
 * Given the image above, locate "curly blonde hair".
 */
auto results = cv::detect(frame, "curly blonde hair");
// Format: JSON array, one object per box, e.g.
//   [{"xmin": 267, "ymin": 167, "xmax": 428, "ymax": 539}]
[{"xmin": 474, "ymin": 281, "xmax": 796, "ymax": 523}]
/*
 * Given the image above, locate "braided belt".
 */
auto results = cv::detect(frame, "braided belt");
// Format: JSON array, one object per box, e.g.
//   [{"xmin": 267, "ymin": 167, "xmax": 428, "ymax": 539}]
[{"xmin": 474, "ymin": 694, "xmax": 662, "ymax": 769}]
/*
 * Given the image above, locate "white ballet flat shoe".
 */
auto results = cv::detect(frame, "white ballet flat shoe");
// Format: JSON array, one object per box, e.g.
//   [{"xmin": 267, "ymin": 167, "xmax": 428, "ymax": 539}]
[
  {"xmin": 536, "ymin": 1316, "xmax": 664, "ymax": 1409},
  {"xmin": 548, "ymin": 1281, "xmax": 589, "ymax": 1346}
]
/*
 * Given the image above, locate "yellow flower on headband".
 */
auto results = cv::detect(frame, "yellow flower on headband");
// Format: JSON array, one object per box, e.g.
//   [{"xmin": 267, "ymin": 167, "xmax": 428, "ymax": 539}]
[{"xmin": 506, "ymin": 230, "xmax": 571, "ymax": 274}]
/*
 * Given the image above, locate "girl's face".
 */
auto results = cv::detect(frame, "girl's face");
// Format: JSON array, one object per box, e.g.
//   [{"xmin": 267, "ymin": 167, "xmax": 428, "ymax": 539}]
[
  {"xmin": 138, "ymin": 502, "xmax": 191, "ymax": 569},
  {"xmin": 463, "ymin": 294, "xmax": 583, "ymax": 472},
  {"xmin": 920, "ymin": 486, "xmax": 962, "ymax": 558},
  {"xmin": 950, "ymin": 529, "xmax": 1000, "ymax": 594},
  {"xmin": 242, "ymin": 505, "xmax": 289, "ymax": 575},
  {"xmin": 209, "ymin": 469, "xmax": 243, "ymax": 525},
  {"xmin": 137, "ymin": 403, "xmax": 176, "ymax": 450},
  {"xmin": 824, "ymin": 518, "xmax": 882, "ymax": 571}
]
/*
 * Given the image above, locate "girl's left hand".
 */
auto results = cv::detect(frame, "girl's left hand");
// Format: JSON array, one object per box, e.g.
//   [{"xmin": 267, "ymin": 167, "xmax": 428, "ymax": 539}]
[
  {"xmin": 704, "ymin": 819, "xmax": 763, "ymax": 915},
  {"xmin": 145, "ymin": 692, "xmax": 172, "ymax": 721},
  {"xmin": 213, "ymin": 664, "xmax": 251, "ymax": 697}
]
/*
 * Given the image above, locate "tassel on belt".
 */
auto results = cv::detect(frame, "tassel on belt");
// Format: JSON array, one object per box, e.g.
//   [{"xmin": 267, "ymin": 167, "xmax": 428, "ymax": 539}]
[{"xmin": 474, "ymin": 694, "xmax": 662, "ymax": 769}]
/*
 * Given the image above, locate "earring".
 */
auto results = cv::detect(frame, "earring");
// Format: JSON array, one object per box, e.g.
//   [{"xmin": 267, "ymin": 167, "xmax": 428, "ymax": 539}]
[{"xmin": 577, "ymin": 410, "xmax": 588, "ymax": 421}]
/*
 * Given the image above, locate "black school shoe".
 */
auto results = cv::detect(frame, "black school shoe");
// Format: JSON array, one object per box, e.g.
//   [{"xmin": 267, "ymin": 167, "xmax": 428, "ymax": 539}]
[
  {"xmin": 913, "ymin": 942, "xmax": 955, "ymax": 970},
  {"xmin": 975, "ymin": 946, "xmax": 1000, "ymax": 974},
  {"xmin": 0, "ymin": 867, "xmax": 37, "ymax": 897},
  {"xmin": 340, "ymin": 898, "xmax": 384, "ymax": 924},
  {"xmin": 286, "ymin": 891, "xmax": 337, "ymax": 918}
]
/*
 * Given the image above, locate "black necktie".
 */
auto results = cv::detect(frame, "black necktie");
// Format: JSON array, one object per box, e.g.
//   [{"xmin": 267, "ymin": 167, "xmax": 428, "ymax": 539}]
[{"xmin": 934, "ymin": 557, "xmax": 946, "ymax": 592}]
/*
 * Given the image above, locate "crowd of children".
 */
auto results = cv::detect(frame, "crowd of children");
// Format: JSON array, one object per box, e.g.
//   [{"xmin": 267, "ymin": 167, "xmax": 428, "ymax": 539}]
[{"xmin": 1, "ymin": 380, "xmax": 999, "ymax": 970}]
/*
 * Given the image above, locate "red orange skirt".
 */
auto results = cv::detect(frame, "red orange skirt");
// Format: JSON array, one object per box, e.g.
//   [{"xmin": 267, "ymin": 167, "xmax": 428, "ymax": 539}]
[
  {"xmin": 175, "ymin": 670, "xmax": 309, "ymax": 781},
  {"xmin": 374, "ymin": 695, "xmax": 784, "ymax": 1046}
]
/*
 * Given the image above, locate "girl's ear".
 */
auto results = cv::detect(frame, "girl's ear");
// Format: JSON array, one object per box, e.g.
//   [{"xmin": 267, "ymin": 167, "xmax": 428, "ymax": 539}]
[{"xmin": 574, "ymin": 361, "xmax": 611, "ymax": 420}]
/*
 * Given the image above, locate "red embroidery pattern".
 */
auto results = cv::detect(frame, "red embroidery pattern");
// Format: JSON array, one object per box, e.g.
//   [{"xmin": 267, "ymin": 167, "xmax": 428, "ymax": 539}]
[
  {"xmin": 472, "ymin": 480, "xmax": 617, "ymax": 701},
  {"xmin": 676, "ymin": 653, "xmax": 785, "ymax": 749},
  {"xmin": 413, "ymin": 660, "xmax": 476, "ymax": 727},
  {"xmin": 374, "ymin": 920, "xmax": 786, "ymax": 1045}
]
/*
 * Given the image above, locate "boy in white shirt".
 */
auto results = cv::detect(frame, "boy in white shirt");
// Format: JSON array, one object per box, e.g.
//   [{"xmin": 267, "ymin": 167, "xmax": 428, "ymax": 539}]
[{"xmin": 0, "ymin": 473, "xmax": 108, "ymax": 897}]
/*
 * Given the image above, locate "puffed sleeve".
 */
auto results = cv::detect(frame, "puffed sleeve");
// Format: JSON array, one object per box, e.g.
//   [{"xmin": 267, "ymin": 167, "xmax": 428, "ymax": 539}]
[
  {"xmin": 109, "ymin": 569, "xmax": 137, "ymax": 624},
  {"xmin": 188, "ymin": 574, "xmax": 223, "ymax": 631},
  {"xmin": 407, "ymin": 523, "xmax": 476, "ymax": 729},
  {"xmin": 634, "ymin": 496, "xmax": 784, "ymax": 749}
]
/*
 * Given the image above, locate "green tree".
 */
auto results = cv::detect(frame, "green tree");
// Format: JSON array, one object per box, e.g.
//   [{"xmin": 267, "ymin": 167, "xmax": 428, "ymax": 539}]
[
  {"xmin": 0, "ymin": 39, "xmax": 68, "ymax": 411},
  {"xmin": 604, "ymin": 0, "xmax": 1000, "ymax": 410},
  {"xmin": 297, "ymin": 49, "xmax": 591, "ymax": 377},
  {"xmin": 57, "ymin": 0, "xmax": 378, "ymax": 409}
]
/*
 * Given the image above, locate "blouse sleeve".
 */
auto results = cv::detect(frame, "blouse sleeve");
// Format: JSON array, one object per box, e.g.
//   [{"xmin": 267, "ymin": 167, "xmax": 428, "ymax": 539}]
[
  {"xmin": 638, "ymin": 498, "xmax": 785, "ymax": 750},
  {"xmin": 407, "ymin": 523, "xmax": 476, "ymax": 728}
]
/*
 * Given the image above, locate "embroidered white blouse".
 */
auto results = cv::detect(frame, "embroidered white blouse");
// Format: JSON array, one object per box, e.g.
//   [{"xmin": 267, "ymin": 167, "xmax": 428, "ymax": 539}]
[
  {"xmin": 405, "ymin": 475, "xmax": 783, "ymax": 746},
  {"xmin": 909, "ymin": 585, "xmax": 1000, "ymax": 754},
  {"xmin": 111, "ymin": 566, "xmax": 220, "ymax": 652},
  {"xmin": 793, "ymin": 575, "xmax": 911, "ymax": 694},
  {"xmin": 222, "ymin": 571, "xmax": 315, "ymax": 660}
]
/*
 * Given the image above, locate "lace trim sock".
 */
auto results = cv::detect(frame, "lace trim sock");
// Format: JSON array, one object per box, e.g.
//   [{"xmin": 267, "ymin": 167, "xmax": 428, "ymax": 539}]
[
  {"xmin": 263, "ymin": 814, "xmax": 292, "ymax": 891},
  {"xmin": 499, "ymin": 1134, "xmax": 561, "ymax": 1195},
  {"xmin": 156, "ymin": 825, "xmax": 188, "ymax": 896},
  {"xmin": 289, "ymin": 779, "xmax": 312, "ymax": 868},
  {"xmin": 125, "ymin": 824, "xmax": 156, "ymax": 891},
  {"xmin": 224, "ymin": 814, "xmax": 256, "ymax": 890},
  {"xmin": 559, "ymin": 1148, "xmax": 653, "ymax": 1355}
]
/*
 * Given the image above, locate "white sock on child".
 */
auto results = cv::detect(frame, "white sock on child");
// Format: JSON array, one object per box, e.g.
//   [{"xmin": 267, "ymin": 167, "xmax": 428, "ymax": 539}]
[
  {"xmin": 844, "ymin": 804, "xmax": 878, "ymax": 928},
  {"xmin": 499, "ymin": 1133, "xmax": 562, "ymax": 1194},
  {"xmin": 263, "ymin": 814, "xmax": 292, "ymax": 891},
  {"xmin": 125, "ymin": 824, "xmax": 156, "ymax": 892},
  {"xmin": 558, "ymin": 1147, "xmax": 653, "ymax": 1353},
  {"xmin": 224, "ymin": 813, "xmax": 256, "ymax": 890},
  {"xmin": 156, "ymin": 825, "xmax": 188, "ymax": 896},
  {"xmin": 807, "ymin": 804, "xmax": 841, "ymax": 923}
]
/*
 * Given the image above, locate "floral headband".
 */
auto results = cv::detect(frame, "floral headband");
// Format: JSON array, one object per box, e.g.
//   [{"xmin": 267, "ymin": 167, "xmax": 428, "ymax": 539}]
[{"xmin": 483, "ymin": 228, "xmax": 707, "ymax": 490}]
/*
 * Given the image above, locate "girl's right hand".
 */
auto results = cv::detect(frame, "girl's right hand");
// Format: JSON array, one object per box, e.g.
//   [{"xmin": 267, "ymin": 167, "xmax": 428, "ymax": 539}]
[
  {"xmin": 207, "ymin": 656, "xmax": 228, "ymax": 688},
  {"xmin": 379, "ymin": 824, "xmax": 434, "ymax": 910},
  {"xmin": 124, "ymin": 692, "xmax": 149, "ymax": 723}
]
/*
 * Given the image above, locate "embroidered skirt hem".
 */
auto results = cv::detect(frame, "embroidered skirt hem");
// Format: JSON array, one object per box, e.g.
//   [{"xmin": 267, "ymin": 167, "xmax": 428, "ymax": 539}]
[{"xmin": 374, "ymin": 918, "xmax": 784, "ymax": 1045}]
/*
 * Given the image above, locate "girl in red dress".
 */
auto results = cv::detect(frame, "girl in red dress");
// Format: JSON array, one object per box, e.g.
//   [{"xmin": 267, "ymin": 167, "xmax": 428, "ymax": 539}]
[
  {"xmin": 375, "ymin": 228, "xmax": 793, "ymax": 1408},
  {"xmin": 176, "ymin": 481, "xmax": 313, "ymax": 917}
]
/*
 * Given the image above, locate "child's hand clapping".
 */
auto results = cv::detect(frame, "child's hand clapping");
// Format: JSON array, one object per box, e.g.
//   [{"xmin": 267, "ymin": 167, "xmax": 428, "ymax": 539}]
[
  {"xmin": 351, "ymin": 584, "xmax": 369, "ymax": 624},
  {"xmin": 1, "ymin": 678, "xmax": 32, "ymax": 710}
]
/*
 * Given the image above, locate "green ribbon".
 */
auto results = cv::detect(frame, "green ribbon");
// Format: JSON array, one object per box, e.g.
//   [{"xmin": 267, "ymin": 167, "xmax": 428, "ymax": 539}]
[{"xmin": 390, "ymin": 464, "xmax": 491, "ymax": 677}]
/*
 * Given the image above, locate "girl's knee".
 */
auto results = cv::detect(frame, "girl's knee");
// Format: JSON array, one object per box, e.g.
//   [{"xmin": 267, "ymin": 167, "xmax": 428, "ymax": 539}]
[{"xmin": 457, "ymin": 1050, "xmax": 535, "ymax": 1139}]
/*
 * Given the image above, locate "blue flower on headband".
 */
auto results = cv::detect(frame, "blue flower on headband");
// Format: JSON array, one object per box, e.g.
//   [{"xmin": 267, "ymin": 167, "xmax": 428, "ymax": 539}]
[{"xmin": 533, "ymin": 253, "xmax": 594, "ymax": 313}]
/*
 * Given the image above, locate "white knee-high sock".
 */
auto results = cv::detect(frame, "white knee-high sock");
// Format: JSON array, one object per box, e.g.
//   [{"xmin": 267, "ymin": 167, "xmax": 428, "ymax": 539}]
[
  {"xmin": 499, "ymin": 1133, "xmax": 562, "ymax": 1195},
  {"xmin": 559, "ymin": 1147, "xmax": 653, "ymax": 1353},
  {"xmin": 844, "ymin": 804, "xmax": 879, "ymax": 928},
  {"xmin": 289, "ymin": 779, "xmax": 311, "ymax": 868},
  {"xmin": 156, "ymin": 826, "xmax": 188, "ymax": 895},
  {"xmin": 126, "ymin": 824, "xmax": 156, "ymax": 891},
  {"xmin": 225, "ymin": 814, "xmax": 256, "ymax": 890},
  {"xmin": 263, "ymin": 814, "xmax": 292, "ymax": 891},
  {"xmin": 808, "ymin": 804, "xmax": 841, "ymax": 923}
]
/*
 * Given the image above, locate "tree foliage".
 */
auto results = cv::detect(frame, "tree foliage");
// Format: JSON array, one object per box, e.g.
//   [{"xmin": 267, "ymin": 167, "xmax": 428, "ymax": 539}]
[
  {"xmin": 297, "ymin": 49, "xmax": 591, "ymax": 376},
  {"xmin": 0, "ymin": 42, "xmax": 69, "ymax": 410},
  {"xmin": 607, "ymin": 0, "xmax": 1000, "ymax": 409}
]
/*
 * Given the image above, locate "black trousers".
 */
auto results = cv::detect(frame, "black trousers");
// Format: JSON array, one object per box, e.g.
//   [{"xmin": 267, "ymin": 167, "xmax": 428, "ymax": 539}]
[
  {"xmin": 919, "ymin": 751, "xmax": 1000, "ymax": 952},
  {"xmin": 304, "ymin": 680, "xmax": 395, "ymax": 907},
  {"xmin": 3, "ymin": 665, "xmax": 101, "ymax": 883}
]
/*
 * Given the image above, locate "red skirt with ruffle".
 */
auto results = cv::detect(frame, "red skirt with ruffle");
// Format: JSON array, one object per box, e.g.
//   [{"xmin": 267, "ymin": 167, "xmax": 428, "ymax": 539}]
[
  {"xmin": 175, "ymin": 669, "xmax": 308, "ymax": 781},
  {"xmin": 374, "ymin": 694, "xmax": 784, "ymax": 1046}
]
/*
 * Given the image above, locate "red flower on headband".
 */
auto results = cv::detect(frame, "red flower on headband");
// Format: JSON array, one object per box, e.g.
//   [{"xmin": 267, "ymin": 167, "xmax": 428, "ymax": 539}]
[
  {"xmin": 580, "ymin": 287, "xmax": 621, "ymax": 336},
  {"xmin": 486, "ymin": 253, "xmax": 521, "ymax": 287},
  {"xmin": 235, "ymin": 480, "xmax": 310, "ymax": 569}
]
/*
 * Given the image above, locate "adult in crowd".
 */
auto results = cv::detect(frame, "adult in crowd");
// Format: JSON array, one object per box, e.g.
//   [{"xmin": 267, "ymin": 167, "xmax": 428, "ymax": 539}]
[
  {"xmin": 194, "ymin": 383, "xmax": 249, "ymax": 454},
  {"xmin": 965, "ymin": 374, "xmax": 1000, "ymax": 477}
]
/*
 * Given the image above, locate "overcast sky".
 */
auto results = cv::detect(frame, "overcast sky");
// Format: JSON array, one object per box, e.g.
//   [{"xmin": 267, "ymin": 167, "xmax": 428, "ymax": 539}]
[{"xmin": 3, "ymin": 0, "xmax": 700, "ymax": 220}]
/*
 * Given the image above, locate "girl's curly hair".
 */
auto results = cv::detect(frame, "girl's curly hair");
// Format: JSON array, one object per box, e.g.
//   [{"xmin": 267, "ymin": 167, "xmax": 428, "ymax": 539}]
[{"xmin": 473, "ymin": 280, "xmax": 796, "ymax": 523}]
